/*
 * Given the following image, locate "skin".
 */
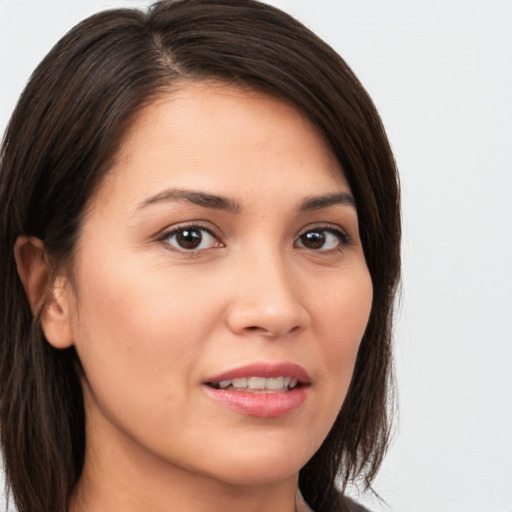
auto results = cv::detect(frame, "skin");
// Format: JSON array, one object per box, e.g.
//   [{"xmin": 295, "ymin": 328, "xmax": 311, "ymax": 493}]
[{"xmin": 18, "ymin": 83, "xmax": 373, "ymax": 512}]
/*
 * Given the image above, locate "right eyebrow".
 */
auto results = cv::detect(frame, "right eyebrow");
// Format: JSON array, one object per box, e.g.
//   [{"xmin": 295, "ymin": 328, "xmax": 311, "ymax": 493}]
[
  {"xmin": 299, "ymin": 192, "xmax": 357, "ymax": 212},
  {"xmin": 136, "ymin": 188, "xmax": 241, "ymax": 213}
]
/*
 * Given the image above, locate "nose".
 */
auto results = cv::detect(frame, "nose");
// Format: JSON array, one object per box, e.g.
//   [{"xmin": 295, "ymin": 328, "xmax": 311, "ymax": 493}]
[{"xmin": 225, "ymin": 249, "xmax": 311, "ymax": 338}]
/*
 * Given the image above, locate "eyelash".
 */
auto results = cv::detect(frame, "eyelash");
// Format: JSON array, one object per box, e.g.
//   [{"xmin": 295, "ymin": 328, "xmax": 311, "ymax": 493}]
[
  {"xmin": 157, "ymin": 223, "xmax": 352, "ymax": 254},
  {"xmin": 158, "ymin": 222, "xmax": 223, "ymax": 253},
  {"xmin": 295, "ymin": 225, "xmax": 352, "ymax": 253}
]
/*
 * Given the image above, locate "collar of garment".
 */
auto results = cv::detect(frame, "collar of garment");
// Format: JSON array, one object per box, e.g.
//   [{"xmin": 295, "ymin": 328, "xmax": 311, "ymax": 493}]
[{"xmin": 296, "ymin": 489, "xmax": 314, "ymax": 512}]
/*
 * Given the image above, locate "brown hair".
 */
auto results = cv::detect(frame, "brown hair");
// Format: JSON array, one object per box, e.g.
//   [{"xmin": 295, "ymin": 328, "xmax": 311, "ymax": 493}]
[{"xmin": 0, "ymin": 1, "xmax": 400, "ymax": 511}]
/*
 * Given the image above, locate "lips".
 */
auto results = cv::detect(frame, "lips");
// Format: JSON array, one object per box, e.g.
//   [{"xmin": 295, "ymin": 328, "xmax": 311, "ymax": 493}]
[{"xmin": 203, "ymin": 362, "xmax": 311, "ymax": 418}]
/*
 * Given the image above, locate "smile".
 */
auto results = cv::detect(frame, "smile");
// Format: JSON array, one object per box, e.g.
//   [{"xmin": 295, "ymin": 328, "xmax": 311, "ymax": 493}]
[
  {"xmin": 203, "ymin": 363, "xmax": 310, "ymax": 418},
  {"xmin": 208, "ymin": 376, "xmax": 299, "ymax": 392}
]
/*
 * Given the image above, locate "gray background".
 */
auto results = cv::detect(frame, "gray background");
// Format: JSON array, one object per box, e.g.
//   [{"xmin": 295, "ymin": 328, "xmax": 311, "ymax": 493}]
[{"xmin": 1, "ymin": 1, "xmax": 511, "ymax": 511}]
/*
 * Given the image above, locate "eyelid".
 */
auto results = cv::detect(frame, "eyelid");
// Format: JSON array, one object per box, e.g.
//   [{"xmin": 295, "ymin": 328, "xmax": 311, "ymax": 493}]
[
  {"xmin": 297, "ymin": 223, "xmax": 352, "ymax": 242},
  {"xmin": 295, "ymin": 223, "xmax": 353, "ymax": 251},
  {"xmin": 156, "ymin": 221, "xmax": 224, "ymax": 252}
]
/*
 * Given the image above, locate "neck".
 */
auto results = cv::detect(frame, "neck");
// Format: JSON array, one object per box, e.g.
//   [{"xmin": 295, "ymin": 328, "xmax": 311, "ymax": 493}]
[
  {"xmin": 70, "ymin": 403, "xmax": 299, "ymax": 512},
  {"xmin": 71, "ymin": 465, "xmax": 299, "ymax": 512}
]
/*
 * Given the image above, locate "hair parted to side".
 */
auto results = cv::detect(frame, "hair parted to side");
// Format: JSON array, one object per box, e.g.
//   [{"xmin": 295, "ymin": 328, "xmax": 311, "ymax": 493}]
[{"xmin": 0, "ymin": 1, "xmax": 400, "ymax": 512}]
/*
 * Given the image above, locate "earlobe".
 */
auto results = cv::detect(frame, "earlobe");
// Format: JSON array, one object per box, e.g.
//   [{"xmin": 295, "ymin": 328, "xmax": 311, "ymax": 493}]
[{"xmin": 14, "ymin": 236, "xmax": 74, "ymax": 349}]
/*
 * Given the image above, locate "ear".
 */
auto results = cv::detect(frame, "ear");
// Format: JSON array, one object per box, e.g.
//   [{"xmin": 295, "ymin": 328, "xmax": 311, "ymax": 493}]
[{"xmin": 14, "ymin": 236, "xmax": 74, "ymax": 349}]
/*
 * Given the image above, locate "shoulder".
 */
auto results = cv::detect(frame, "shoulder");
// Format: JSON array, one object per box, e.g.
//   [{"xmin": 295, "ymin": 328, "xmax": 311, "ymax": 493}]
[
  {"xmin": 297, "ymin": 488, "xmax": 373, "ymax": 512},
  {"xmin": 343, "ymin": 496, "xmax": 373, "ymax": 512}
]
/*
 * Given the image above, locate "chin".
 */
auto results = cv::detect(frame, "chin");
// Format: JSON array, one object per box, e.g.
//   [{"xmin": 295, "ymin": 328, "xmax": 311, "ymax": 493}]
[
  {"xmin": 207, "ymin": 464, "xmax": 300, "ymax": 487},
  {"xmin": 197, "ymin": 444, "xmax": 310, "ymax": 487}
]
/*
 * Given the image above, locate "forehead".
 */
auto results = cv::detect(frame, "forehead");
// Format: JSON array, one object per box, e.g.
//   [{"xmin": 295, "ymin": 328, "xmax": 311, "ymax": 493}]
[{"xmin": 92, "ymin": 82, "xmax": 349, "ymax": 211}]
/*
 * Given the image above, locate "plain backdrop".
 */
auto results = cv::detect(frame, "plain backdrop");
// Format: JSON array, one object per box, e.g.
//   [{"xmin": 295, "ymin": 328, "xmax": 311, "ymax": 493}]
[{"xmin": 1, "ymin": 1, "xmax": 511, "ymax": 511}]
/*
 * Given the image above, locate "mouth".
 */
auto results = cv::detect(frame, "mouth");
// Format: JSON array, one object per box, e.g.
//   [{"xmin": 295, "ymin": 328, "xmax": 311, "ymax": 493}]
[
  {"xmin": 206, "ymin": 375, "xmax": 301, "ymax": 393},
  {"xmin": 202, "ymin": 362, "xmax": 311, "ymax": 418}
]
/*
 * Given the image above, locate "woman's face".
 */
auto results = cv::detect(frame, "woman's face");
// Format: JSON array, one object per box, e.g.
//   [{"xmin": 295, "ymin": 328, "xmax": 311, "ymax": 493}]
[{"xmin": 60, "ymin": 83, "xmax": 373, "ymax": 487}]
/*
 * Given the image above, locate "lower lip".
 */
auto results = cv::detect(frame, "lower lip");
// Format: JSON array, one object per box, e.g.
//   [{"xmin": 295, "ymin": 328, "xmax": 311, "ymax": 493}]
[{"xmin": 203, "ymin": 386, "xmax": 308, "ymax": 418}]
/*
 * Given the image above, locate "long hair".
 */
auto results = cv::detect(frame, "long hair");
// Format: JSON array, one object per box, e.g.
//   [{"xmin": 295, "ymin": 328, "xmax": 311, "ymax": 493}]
[{"xmin": 0, "ymin": 1, "xmax": 400, "ymax": 511}]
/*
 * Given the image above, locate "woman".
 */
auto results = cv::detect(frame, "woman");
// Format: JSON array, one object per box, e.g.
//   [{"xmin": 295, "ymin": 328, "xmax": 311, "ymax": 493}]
[{"xmin": 0, "ymin": 1, "xmax": 400, "ymax": 511}]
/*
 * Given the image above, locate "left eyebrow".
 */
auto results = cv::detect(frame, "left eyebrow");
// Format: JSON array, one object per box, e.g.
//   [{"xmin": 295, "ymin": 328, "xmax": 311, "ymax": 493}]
[
  {"xmin": 299, "ymin": 192, "xmax": 356, "ymax": 212},
  {"xmin": 136, "ymin": 188, "xmax": 241, "ymax": 213}
]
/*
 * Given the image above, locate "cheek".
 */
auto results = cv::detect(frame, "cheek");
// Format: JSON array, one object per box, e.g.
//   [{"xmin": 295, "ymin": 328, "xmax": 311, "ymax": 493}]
[
  {"xmin": 318, "ymin": 265, "xmax": 372, "ymax": 342},
  {"xmin": 68, "ymin": 257, "xmax": 230, "ymax": 456},
  {"xmin": 69, "ymin": 253, "xmax": 221, "ymax": 402},
  {"xmin": 314, "ymin": 266, "xmax": 373, "ymax": 391}
]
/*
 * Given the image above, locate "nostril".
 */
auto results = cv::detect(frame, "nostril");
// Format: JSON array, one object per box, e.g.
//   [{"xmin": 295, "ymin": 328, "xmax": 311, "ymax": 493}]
[{"xmin": 243, "ymin": 325, "xmax": 301, "ymax": 337}]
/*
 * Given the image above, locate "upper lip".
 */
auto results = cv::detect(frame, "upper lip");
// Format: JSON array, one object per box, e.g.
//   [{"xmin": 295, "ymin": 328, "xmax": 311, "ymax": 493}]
[{"xmin": 204, "ymin": 362, "xmax": 312, "ymax": 385}]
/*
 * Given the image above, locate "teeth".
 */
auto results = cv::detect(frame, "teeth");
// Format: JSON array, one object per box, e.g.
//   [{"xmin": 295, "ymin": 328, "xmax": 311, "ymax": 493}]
[
  {"xmin": 247, "ymin": 377, "xmax": 266, "ymax": 389},
  {"xmin": 265, "ymin": 377, "xmax": 284, "ymax": 390},
  {"xmin": 232, "ymin": 378, "xmax": 248, "ymax": 388},
  {"xmin": 213, "ymin": 376, "xmax": 298, "ymax": 390}
]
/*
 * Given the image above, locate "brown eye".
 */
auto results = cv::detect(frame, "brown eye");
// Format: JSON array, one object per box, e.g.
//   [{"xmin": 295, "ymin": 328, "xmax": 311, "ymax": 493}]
[
  {"xmin": 296, "ymin": 228, "xmax": 347, "ymax": 251},
  {"xmin": 299, "ymin": 231, "xmax": 326, "ymax": 249},
  {"xmin": 163, "ymin": 226, "xmax": 220, "ymax": 252},
  {"xmin": 176, "ymin": 229, "xmax": 202, "ymax": 249}
]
